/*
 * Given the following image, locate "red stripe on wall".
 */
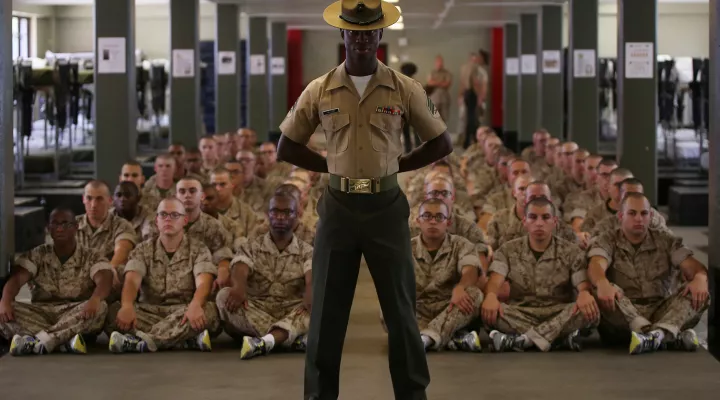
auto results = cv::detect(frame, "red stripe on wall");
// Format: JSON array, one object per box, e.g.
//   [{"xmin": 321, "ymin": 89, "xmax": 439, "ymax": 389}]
[
  {"xmin": 490, "ymin": 27, "xmax": 504, "ymax": 128},
  {"xmin": 287, "ymin": 29, "xmax": 303, "ymax": 110}
]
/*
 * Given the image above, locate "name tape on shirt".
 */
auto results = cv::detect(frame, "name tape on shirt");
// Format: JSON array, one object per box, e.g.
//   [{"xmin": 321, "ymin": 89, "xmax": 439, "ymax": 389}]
[
  {"xmin": 376, "ymin": 106, "xmax": 403, "ymax": 116},
  {"xmin": 322, "ymin": 108, "xmax": 340, "ymax": 116}
]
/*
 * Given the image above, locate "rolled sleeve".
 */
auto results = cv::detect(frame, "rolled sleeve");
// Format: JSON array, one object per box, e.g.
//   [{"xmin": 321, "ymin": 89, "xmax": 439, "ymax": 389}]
[
  {"xmin": 212, "ymin": 246, "xmax": 233, "ymax": 265},
  {"xmin": 14, "ymin": 256, "xmax": 38, "ymax": 277},
  {"xmin": 481, "ymin": 203, "xmax": 496, "ymax": 215},
  {"xmin": 279, "ymin": 83, "xmax": 320, "ymax": 145},
  {"xmin": 115, "ymin": 232, "xmax": 138, "ymax": 246},
  {"xmin": 89, "ymin": 261, "xmax": 113, "ymax": 280},
  {"xmin": 571, "ymin": 270, "xmax": 589, "ymax": 287},
  {"xmin": 231, "ymin": 254, "xmax": 255, "ymax": 273},
  {"xmin": 587, "ymin": 247, "xmax": 611, "ymax": 264},
  {"xmin": 457, "ymin": 254, "xmax": 481, "ymax": 274},
  {"xmin": 671, "ymin": 247, "xmax": 694, "ymax": 268},
  {"xmin": 568, "ymin": 208, "xmax": 587, "ymax": 221},
  {"xmin": 407, "ymin": 81, "xmax": 447, "ymax": 142},
  {"xmin": 124, "ymin": 259, "xmax": 147, "ymax": 278},
  {"xmin": 193, "ymin": 261, "xmax": 218, "ymax": 278},
  {"xmin": 302, "ymin": 259, "xmax": 312, "ymax": 274},
  {"xmin": 488, "ymin": 260, "xmax": 509, "ymax": 278}
]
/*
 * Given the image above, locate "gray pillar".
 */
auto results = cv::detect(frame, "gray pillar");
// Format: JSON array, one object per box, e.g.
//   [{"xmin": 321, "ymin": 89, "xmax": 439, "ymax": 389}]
[
  {"xmin": 617, "ymin": 0, "xmax": 657, "ymax": 204},
  {"xmin": 170, "ymin": 0, "xmax": 201, "ymax": 146},
  {"xmin": 94, "ymin": 0, "xmax": 136, "ymax": 185},
  {"xmin": 568, "ymin": 0, "xmax": 599, "ymax": 153},
  {"xmin": 269, "ymin": 22, "xmax": 288, "ymax": 135},
  {"xmin": 0, "ymin": 0, "xmax": 14, "ymax": 278},
  {"xmin": 540, "ymin": 5, "xmax": 563, "ymax": 138},
  {"xmin": 503, "ymin": 23, "xmax": 519, "ymax": 149},
  {"xmin": 248, "ymin": 17, "xmax": 269, "ymax": 142},
  {"xmin": 215, "ymin": 4, "xmax": 240, "ymax": 135},
  {"xmin": 519, "ymin": 13, "xmax": 539, "ymax": 148},
  {"xmin": 709, "ymin": 0, "xmax": 720, "ymax": 358}
]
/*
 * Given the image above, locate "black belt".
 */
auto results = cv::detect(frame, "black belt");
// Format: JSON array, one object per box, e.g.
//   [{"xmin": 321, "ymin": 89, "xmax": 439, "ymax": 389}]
[{"xmin": 328, "ymin": 174, "xmax": 398, "ymax": 194}]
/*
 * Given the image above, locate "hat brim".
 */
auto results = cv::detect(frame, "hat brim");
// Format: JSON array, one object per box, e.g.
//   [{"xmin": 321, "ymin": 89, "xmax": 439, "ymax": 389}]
[{"xmin": 323, "ymin": 1, "xmax": 401, "ymax": 31}]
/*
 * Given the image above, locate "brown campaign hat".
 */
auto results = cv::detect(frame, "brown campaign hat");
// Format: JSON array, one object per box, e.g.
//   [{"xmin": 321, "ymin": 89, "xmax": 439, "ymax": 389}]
[{"xmin": 323, "ymin": 0, "xmax": 401, "ymax": 31}]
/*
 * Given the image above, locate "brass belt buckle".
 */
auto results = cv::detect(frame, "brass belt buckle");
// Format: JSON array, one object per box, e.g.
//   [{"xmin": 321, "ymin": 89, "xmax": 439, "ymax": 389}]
[{"xmin": 347, "ymin": 178, "xmax": 373, "ymax": 194}]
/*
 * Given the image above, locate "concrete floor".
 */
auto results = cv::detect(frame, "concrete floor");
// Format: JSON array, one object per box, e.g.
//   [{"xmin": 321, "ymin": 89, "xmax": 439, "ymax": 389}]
[{"xmin": 2, "ymin": 264, "xmax": 720, "ymax": 400}]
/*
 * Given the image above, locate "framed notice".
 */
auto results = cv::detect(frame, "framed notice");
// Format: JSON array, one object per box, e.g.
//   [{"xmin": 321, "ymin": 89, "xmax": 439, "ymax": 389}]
[
  {"xmin": 521, "ymin": 54, "xmax": 537, "ymax": 75},
  {"xmin": 172, "ymin": 49, "xmax": 195, "ymax": 78},
  {"xmin": 97, "ymin": 37, "xmax": 126, "ymax": 74},
  {"xmin": 249, "ymin": 54, "xmax": 266, "ymax": 75},
  {"xmin": 625, "ymin": 42, "xmax": 654, "ymax": 79},
  {"xmin": 506, "ymin": 58, "xmax": 519, "ymax": 76},
  {"xmin": 217, "ymin": 51, "xmax": 236, "ymax": 75},
  {"xmin": 573, "ymin": 49, "xmax": 596, "ymax": 78},
  {"xmin": 270, "ymin": 57, "xmax": 285, "ymax": 75},
  {"xmin": 542, "ymin": 50, "xmax": 561, "ymax": 74}
]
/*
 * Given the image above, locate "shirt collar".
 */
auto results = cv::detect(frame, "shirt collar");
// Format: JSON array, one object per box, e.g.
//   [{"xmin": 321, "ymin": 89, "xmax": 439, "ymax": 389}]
[{"xmin": 327, "ymin": 60, "xmax": 396, "ymax": 93}]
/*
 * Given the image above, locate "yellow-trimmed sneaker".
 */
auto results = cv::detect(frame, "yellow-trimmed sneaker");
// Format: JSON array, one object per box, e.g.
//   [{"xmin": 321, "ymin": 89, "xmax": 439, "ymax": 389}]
[
  {"xmin": 10, "ymin": 335, "xmax": 43, "ymax": 356},
  {"xmin": 629, "ymin": 331, "xmax": 661, "ymax": 355},
  {"xmin": 196, "ymin": 330, "xmax": 212, "ymax": 352},
  {"xmin": 65, "ymin": 334, "xmax": 87, "ymax": 354},
  {"xmin": 240, "ymin": 336, "xmax": 268, "ymax": 360}
]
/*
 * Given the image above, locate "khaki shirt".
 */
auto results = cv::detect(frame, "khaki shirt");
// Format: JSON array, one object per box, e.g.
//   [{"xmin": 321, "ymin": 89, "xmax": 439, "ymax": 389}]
[
  {"xmin": 486, "ymin": 207, "xmax": 577, "ymax": 250},
  {"xmin": 75, "ymin": 213, "xmax": 137, "ymax": 260},
  {"xmin": 280, "ymin": 60, "xmax": 447, "ymax": 178},
  {"xmin": 409, "ymin": 208, "xmax": 488, "ymax": 255},
  {"xmin": 428, "ymin": 68, "xmax": 452, "ymax": 103},
  {"xmin": 15, "ymin": 244, "xmax": 112, "ymax": 303},
  {"xmin": 587, "ymin": 228, "xmax": 694, "ymax": 300},
  {"xmin": 231, "ymin": 233, "xmax": 312, "ymax": 313},
  {"xmin": 413, "ymin": 234, "xmax": 481, "ymax": 305},
  {"xmin": 459, "ymin": 62, "xmax": 484, "ymax": 94},
  {"xmin": 144, "ymin": 212, "xmax": 233, "ymax": 266},
  {"xmin": 489, "ymin": 236, "xmax": 587, "ymax": 307},
  {"xmin": 239, "ymin": 176, "xmax": 271, "ymax": 213},
  {"xmin": 125, "ymin": 235, "xmax": 217, "ymax": 305}
]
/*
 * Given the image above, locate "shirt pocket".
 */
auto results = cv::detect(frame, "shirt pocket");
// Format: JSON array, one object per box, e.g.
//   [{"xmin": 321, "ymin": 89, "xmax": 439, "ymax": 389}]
[
  {"xmin": 321, "ymin": 113, "xmax": 351, "ymax": 153},
  {"xmin": 369, "ymin": 113, "xmax": 402, "ymax": 152}
]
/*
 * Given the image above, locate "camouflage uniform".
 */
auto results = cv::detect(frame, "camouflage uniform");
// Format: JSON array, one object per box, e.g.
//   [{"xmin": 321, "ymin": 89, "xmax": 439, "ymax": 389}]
[
  {"xmin": 486, "ymin": 207, "xmax": 577, "ymax": 250},
  {"xmin": 216, "ymin": 234, "xmax": 313, "ymax": 346},
  {"xmin": 0, "ymin": 245, "xmax": 112, "ymax": 352},
  {"xmin": 142, "ymin": 180, "xmax": 177, "ymax": 205},
  {"xmin": 534, "ymin": 162, "xmax": 561, "ymax": 184},
  {"xmin": 146, "ymin": 171, "xmax": 207, "ymax": 188},
  {"xmin": 239, "ymin": 176, "xmax": 271, "ymax": 213},
  {"xmin": 563, "ymin": 187, "xmax": 603, "ymax": 221},
  {"xmin": 105, "ymin": 236, "xmax": 220, "ymax": 350},
  {"xmin": 467, "ymin": 163, "xmax": 500, "ymax": 198},
  {"xmin": 397, "ymin": 234, "xmax": 483, "ymax": 350},
  {"xmin": 219, "ymin": 197, "xmax": 266, "ymax": 237},
  {"xmin": 216, "ymin": 213, "xmax": 250, "ymax": 252},
  {"xmin": 408, "ymin": 208, "xmax": 488, "ymax": 255},
  {"xmin": 554, "ymin": 176, "xmax": 585, "ymax": 206},
  {"xmin": 140, "ymin": 191, "xmax": 162, "ymax": 213},
  {"xmin": 265, "ymin": 162, "xmax": 294, "ymax": 181},
  {"xmin": 112, "ymin": 206, "xmax": 155, "ymax": 241},
  {"xmin": 587, "ymin": 228, "xmax": 708, "ymax": 338},
  {"xmin": 488, "ymin": 236, "xmax": 592, "ymax": 351},
  {"xmin": 252, "ymin": 221, "xmax": 317, "ymax": 246},
  {"xmin": 581, "ymin": 201, "xmax": 667, "ymax": 236},
  {"xmin": 143, "ymin": 212, "xmax": 233, "ymax": 266},
  {"xmin": 74, "ymin": 213, "xmax": 138, "ymax": 260},
  {"xmin": 481, "ymin": 186, "xmax": 514, "ymax": 215}
]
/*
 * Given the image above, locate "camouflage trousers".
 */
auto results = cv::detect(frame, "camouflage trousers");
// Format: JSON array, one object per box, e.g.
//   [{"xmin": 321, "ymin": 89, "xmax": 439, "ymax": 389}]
[
  {"xmin": 0, "ymin": 301, "xmax": 108, "ymax": 352},
  {"xmin": 216, "ymin": 288, "xmax": 310, "ymax": 347},
  {"xmin": 601, "ymin": 286, "xmax": 709, "ymax": 340},
  {"xmin": 104, "ymin": 301, "xmax": 220, "ymax": 351},
  {"xmin": 491, "ymin": 302, "xmax": 591, "ymax": 352},
  {"xmin": 381, "ymin": 286, "xmax": 484, "ymax": 351}
]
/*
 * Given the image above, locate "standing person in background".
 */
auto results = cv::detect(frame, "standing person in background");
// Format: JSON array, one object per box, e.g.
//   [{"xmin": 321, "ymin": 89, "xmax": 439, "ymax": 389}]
[
  {"xmin": 400, "ymin": 62, "xmax": 421, "ymax": 153},
  {"xmin": 459, "ymin": 52, "xmax": 487, "ymax": 149},
  {"xmin": 427, "ymin": 55, "xmax": 453, "ymax": 125}
]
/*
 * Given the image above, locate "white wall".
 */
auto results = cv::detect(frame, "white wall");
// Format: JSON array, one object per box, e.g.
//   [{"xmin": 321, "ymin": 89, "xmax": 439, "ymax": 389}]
[
  {"xmin": 563, "ymin": 2, "xmax": 710, "ymax": 58},
  {"xmin": 302, "ymin": 28, "xmax": 491, "ymax": 133}
]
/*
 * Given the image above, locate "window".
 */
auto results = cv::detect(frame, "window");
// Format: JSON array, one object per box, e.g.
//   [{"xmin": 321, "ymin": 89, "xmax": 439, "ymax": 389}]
[{"xmin": 12, "ymin": 16, "xmax": 31, "ymax": 60}]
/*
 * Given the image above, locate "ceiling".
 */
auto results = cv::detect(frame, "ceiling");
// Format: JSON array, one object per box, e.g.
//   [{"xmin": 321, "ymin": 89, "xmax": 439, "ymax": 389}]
[{"xmin": 14, "ymin": 0, "xmax": 711, "ymax": 30}]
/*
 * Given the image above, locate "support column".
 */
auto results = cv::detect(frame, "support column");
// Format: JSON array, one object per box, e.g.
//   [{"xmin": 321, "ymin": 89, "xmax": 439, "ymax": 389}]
[
  {"xmin": 170, "ymin": 0, "xmax": 201, "ymax": 146},
  {"xmin": 94, "ymin": 0, "xmax": 136, "ymax": 184},
  {"xmin": 269, "ymin": 22, "xmax": 288, "ymax": 139},
  {"xmin": 707, "ymin": 0, "xmax": 719, "ymax": 359},
  {"xmin": 248, "ymin": 17, "xmax": 269, "ymax": 142},
  {"xmin": 0, "ymin": 0, "xmax": 14, "ymax": 280},
  {"xmin": 568, "ymin": 0, "xmax": 599, "ymax": 153},
  {"xmin": 540, "ymin": 5, "xmax": 563, "ymax": 138},
  {"xmin": 215, "ymin": 4, "xmax": 240, "ymax": 135},
  {"xmin": 617, "ymin": 0, "xmax": 657, "ymax": 204},
  {"xmin": 503, "ymin": 23, "xmax": 519, "ymax": 151},
  {"xmin": 519, "ymin": 13, "xmax": 539, "ymax": 150}
]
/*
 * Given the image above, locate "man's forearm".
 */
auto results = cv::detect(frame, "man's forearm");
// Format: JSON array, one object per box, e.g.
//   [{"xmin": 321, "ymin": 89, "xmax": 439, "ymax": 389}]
[
  {"xmin": 120, "ymin": 279, "xmax": 139, "ymax": 307},
  {"xmin": 398, "ymin": 132, "xmax": 453, "ymax": 173},
  {"xmin": 191, "ymin": 275, "xmax": 213, "ymax": 306},
  {"xmin": 484, "ymin": 273, "xmax": 505, "ymax": 297},
  {"xmin": 91, "ymin": 270, "xmax": 114, "ymax": 300},
  {"xmin": 231, "ymin": 263, "xmax": 250, "ymax": 289},
  {"xmin": 1, "ymin": 276, "xmax": 23, "ymax": 304},
  {"xmin": 111, "ymin": 241, "xmax": 133, "ymax": 268},
  {"xmin": 587, "ymin": 260, "xmax": 608, "ymax": 287},
  {"xmin": 277, "ymin": 136, "xmax": 328, "ymax": 173}
]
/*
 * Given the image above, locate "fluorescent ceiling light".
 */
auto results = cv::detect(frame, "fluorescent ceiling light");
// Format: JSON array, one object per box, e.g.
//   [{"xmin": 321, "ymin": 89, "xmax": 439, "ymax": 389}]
[
  {"xmin": 385, "ymin": 0, "xmax": 399, "ymax": 3},
  {"xmin": 389, "ymin": 22, "xmax": 404, "ymax": 30}
]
